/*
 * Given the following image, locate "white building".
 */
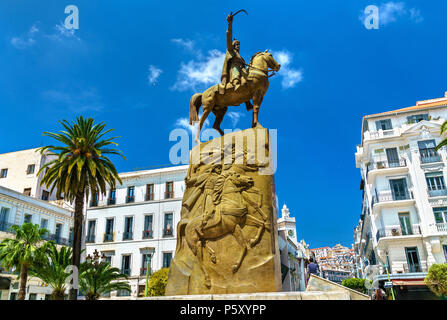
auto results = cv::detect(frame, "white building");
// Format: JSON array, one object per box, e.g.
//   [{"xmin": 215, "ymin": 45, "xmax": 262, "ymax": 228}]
[
  {"xmin": 0, "ymin": 148, "xmax": 60, "ymax": 202},
  {"xmin": 277, "ymin": 204, "xmax": 298, "ymax": 246},
  {"xmin": 0, "ymin": 185, "xmax": 73, "ymax": 300},
  {"xmin": 355, "ymin": 92, "xmax": 447, "ymax": 299},
  {"xmin": 84, "ymin": 165, "xmax": 188, "ymax": 298}
]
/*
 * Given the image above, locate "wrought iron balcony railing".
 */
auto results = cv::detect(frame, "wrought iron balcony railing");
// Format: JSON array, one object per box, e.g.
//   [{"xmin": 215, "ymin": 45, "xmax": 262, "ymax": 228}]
[
  {"xmin": 145, "ymin": 193, "xmax": 154, "ymax": 201},
  {"xmin": 163, "ymin": 228, "xmax": 173, "ymax": 237},
  {"xmin": 427, "ymin": 188, "xmax": 447, "ymax": 197},
  {"xmin": 420, "ymin": 148, "xmax": 440, "ymax": 164},
  {"xmin": 126, "ymin": 196, "xmax": 135, "ymax": 203},
  {"xmin": 103, "ymin": 233, "xmax": 114, "ymax": 242},
  {"xmin": 85, "ymin": 234, "xmax": 96, "ymax": 243},
  {"xmin": 376, "ymin": 225, "xmax": 421, "ymax": 242},
  {"xmin": 122, "ymin": 231, "xmax": 133, "ymax": 241},
  {"xmin": 367, "ymin": 158, "xmax": 406, "ymax": 172},
  {"xmin": 107, "ymin": 198, "xmax": 116, "ymax": 205},
  {"xmin": 436, "ymin": 223, "xmax": 447, "ymax": 232},
  {"xmin": 164, "ymin": 191, "xmax": 174, "ymax": 199}
]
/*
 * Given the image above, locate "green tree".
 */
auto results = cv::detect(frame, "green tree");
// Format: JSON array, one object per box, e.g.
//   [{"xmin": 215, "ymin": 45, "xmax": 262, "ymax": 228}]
[
  {"xmin": 147, "ymin": 268, "xmax": 169, "ymax": 296},
  {"xmin": 436, "ymin": 122, "xmax": 447, "ymax": 151},
  {"xmin": 0, "ymin": 223, "xmax": 48, "ymax": 300},
  {"xmin": 424, "ymin": 263, "xmax": 447, "ymax": 298},
  {"xmin": 79, "ymin": 259, "xmax": 131, "ymax": 300},
  {"xmin": 341, "ymin": 278, "xmax": 367, "ymax": 294},
  {"xmin": 37, "ymin": 116, "xmax": 125, "ymax": 300},
  {"xmin": 29, "ymin": 242, "xmax": 72, "ymax": 300}
]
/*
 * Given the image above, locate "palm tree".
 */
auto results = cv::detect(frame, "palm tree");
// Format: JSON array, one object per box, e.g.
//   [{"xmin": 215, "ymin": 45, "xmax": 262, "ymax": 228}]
[
  {"xmin": 37, "ymin": 116, "xmax": 125, "ymax": 300},
  {"xmin": 436, "ymin": 122, "xmax": 447, "ymax": 151},
  {"xmin": 29, "ymin": 242, "xmax": 73, "ymax": 300},
  {"xmin": 79, "ymin": 259, "xmax": 131, "ymax": 300},
  {"xmin": 0, "ymin": 223, "xmax": 49, "ymax": 300}
]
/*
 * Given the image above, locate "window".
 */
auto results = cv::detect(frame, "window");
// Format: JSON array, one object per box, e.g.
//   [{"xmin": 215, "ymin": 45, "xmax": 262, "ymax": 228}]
[
  {"xmin": 121, "ymin": 255, "xmax": 131, "ymax": 275},
  {"xmin": 163, "ymin": 252, "xmax": 172, "ymax": 268},
  {"xmin": 40, "ymin": 219, "xmax": 48, "ymax": 230},
  {"xmin": 26, "ymin": 164, "xmax": 35, "ymax": 175},
  {"xmin": 41, "ymin": 190, "xmax": 49, "ymax": 201},
  {"xmin": 143, "ymin": 215, "xmax": 153, "ymax": 238},
  {"xmin": 24, "ymin": 214, "xmax": 32, "ymax": 224},
  {"xmin": 398, "ymin": 213, "xmax": 413, "ymax": 235},
  {"xmin": 407, "ymin": 114, "xmax": 429, "ymax": 124},
  {"xmin": 86, "ymin": 220, "xmax": 96, "ymax": 243},
  {"xmin": 375, "ymin": 119, "xmax": 392, "ymax": 130},
  {"xmin": 28, "ymin": 293, "xmax": 37, "ymax": 300},
  {"xmin": 433, "ymin": 207, "xmax": 447, "ymax": 224},
  {"xmin": 164, "ymin": 213, "xmax": 173, "ymax": 236},
  {"xmin": 126, "ymin": 186, "xmax": 135, "ymax": 203},
  {"xmin": 165, "ymin": 181, "xmax": 174, "ymax": 199},
  {"xmin": 385, "ymin": 148, "xmax": 401, "ymax": 167},
  {"xmin": 123, "ymin": 217, "xmax": 133, "ymax": 240},
  {"xmin": 0, "ymin": 169, "xmax": 7, "ymax": 178},
  {"xmin": 104, "ymin": 218, "xmax": 114, "ymax": 242},
  {"xmin": 55, "ymin": 223, "xmax": 62, "ymax": 240},
  {"xmin": 426, "ymin": 172, "xmax": 447, "ymax": 197},
  {"xmin": 418, "ymin": 140, "xmax": 440, "ymax": 163},
  {"xmin": 90, "ymin": 192, "xmax": 98, "ymax": 207},
  {"xmin": 108, "ymin": 189, "xmax": 116, "ymax": 205},
  {"xmin": 146, "ymin": 184, "xmax": 154, "ymax": 201},
  {"xmin": 23, "ymin": 188, "xmax": 31, "ymax": 196},
  {"xmin": 104, "ymin": 255, "xmax": 112, "ymax": 265},
  {"xmin": 69, "ymin": 227, "xmax": 73, "ymax": 246},
  {"xmin": 443, "ymin": 245, "xmax": 447, "ymax": 262},
  {"xmin": 141, "ymin": 253, "xmax": 152, "ymax": 275},
  {"xmin": 117, "ymin": 289, "xmax": 130, "ymax": 297},
  {"xmin": 405, "ymin": 247, "xmax": 421, "ymax": 273},
  {"xmin": 0, "ymin": 207, "xmax": 9, "ymax": 232},
  {"xmin": 389, "ymin": 178, "xmax": 409, "ymax": 200},
  {"xmin": 10, "ymin": 292, "xmax": 17, "ymax": 300}
]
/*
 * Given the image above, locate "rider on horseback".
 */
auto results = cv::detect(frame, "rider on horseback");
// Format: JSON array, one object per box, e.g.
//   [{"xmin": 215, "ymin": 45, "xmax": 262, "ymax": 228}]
[{"xmin": 219, "ymin": 13, "xmax": 253, "ymax": 111}]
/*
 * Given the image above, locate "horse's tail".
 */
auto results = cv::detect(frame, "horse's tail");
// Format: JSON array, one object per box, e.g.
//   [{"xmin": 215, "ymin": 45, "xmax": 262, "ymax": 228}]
[
  {"xmin": 176, "ymin": 219, "xmax": 189, "ymax": 253},
  {"xmin": 189, "ymin": 93, "xmax": 202, "ymax": 125}
]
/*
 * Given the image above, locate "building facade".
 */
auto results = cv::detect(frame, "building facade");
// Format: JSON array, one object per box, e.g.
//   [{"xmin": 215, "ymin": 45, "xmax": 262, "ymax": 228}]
[
  {"xmin": 0, "ymin": 185, "xmax": 73, "ymax": 300},
  {"xmin": 310, "ymin": 244, "xmax": 354, "ymax": 283},
  {"xmin": 84, "ymin": 165, "xmax": 188, "ymax": 298},
  {"xmin": 355, "ymin": 92, "xmax": 447, "ymax": 299}
]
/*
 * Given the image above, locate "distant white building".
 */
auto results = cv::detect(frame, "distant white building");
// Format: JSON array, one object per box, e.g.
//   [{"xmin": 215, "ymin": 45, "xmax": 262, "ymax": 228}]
[
  {"xmin": 84, "ymin": 165, "xmax": 188, "ymax": 298},
  {"xmin": 277, "ymin": 204, "xmax": 298, "ymax": 246},
  {"xmin": 0, "ymin": 185, "xmax": 73, "ymax": 300},
  {"xmin": 355, "ymin": 92, "xmax": 447, "ymax": 299}
]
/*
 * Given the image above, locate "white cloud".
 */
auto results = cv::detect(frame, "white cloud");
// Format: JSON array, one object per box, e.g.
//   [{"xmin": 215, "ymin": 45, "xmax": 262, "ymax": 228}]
[
  {"xmin": 359, "ymin": 2, "xmax": 423, "ymax": 26},
  {"xmin": 172, "ymin": 49, "xmax": 225, "ymax": 91},
  {"xmin": 148, "ymin": 65, "xmax": 163, "ymax": 85},
  {"xmin": 50, "ymin": 22, "xmax": 81, "ymax": 41},
  {"xmin": 171, "ymin": 38, "xmax": 195, "ymax": 52},
  {"xmin": 42, "ymin": 88, "xmax": 104, "ymax": 112},
  {"xmin": 176, "ymin": 117, "xmax": 210, "ymax": 135},
  {"xmin": 11, "ymin": 24, "xmax": 39, "ymax": 49},
  {"xmin": 271, "ymin": 50, "xmax": 303, "ymax": 89},
  {"xmin": 227, "ymin": 111, "xmax": 243, "ymax": 127}
]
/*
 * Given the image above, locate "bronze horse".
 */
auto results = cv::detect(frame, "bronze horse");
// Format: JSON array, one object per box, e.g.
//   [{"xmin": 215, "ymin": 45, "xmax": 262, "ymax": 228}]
[{"xmin": 189, "ymin": 51, "xmax": 281, "ymax": 143}]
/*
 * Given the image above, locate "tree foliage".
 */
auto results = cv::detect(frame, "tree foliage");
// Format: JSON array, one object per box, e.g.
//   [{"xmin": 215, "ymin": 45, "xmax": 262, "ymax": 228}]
[
  {"xmin": 424, "ymin": 263, "xmax": 447, "ymax": 297},
  {"xmin": 147, "ymin": 268, "xmax": 169, "ymax": 296},
  {"xmin": 341, "ymin": 278, "xmax": 367, "ymax": 294}
]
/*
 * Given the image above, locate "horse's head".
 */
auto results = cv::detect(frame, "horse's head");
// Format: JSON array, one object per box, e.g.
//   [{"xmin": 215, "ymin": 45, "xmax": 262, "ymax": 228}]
[{"xmin": 263, "ymin": 50, "xmax": 281, "ymax": 72}]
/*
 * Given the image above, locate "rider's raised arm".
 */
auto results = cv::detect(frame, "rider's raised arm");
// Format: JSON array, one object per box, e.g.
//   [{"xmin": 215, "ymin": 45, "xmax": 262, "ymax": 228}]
[{"xmin": 226, "ymin": 14, "xmax": 233, "ymax": 52}]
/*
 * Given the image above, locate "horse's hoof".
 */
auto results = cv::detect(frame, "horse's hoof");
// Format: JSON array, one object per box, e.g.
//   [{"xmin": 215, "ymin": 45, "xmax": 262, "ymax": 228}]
[{"xmin": 205, "ymin": 279, "xmax": 211, "ymax": 288}]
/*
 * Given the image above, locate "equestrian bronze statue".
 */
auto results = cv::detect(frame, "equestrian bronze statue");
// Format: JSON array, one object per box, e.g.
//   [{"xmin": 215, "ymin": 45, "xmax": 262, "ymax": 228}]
[{"xmin": 189, "ymin": 11, "xmax": 281, "ymax": 143}]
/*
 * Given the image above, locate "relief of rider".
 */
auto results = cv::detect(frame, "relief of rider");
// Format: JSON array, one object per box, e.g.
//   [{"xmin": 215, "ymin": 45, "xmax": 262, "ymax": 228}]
[{"xmin": 218, "ymin": 13, "xmax": 253, "ymax": 111}]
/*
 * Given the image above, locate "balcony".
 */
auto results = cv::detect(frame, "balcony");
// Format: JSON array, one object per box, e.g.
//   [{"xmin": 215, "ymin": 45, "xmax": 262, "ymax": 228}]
[
  {"xmin": 140, "ymin": 267, "xmax": 153, "ymax": 276},
  {"xmin": 420, "ymin": 148, "xmax": 441, "ymax": 164},
  {"xmin": 89, "ymin": 200, "xmax": 98, "ymax": 207},
  {"xmin": 364, "ymin": 129, "xmax": 398, "ymax": 141},
  {"xmin": 427, "ymin": 188, "xmax": 447, "ymax": 197},
  {"xmin": 126, "ymin": 196, "xmax": 135, "ymax": 204},
  {"xmin": 367, "ymin": 158, "xmax": 406, "ymax": 171},
  {"xmin": 145, "ymin": 193, "xmax": 154, "ymax": 201},
  {"xmin": 164, "ymin": 191, "xmax": 174, "ymax": 199},
  {"xmin": 122, "ymin": 231, "xmax": 133, "ymax": 241},
  {"xmin": 47, "ymin": 234, "xmax": 70, "ymax": 246},
  {"xmin": 163, "ymin": 228, "xmax": 173, "ymax": 237},
  {"xmin": 371, "ymin": 189, "xmax": 413, "ymax": 207},
  {"xmin": 436, "ymin": 223, "xmax": 447, "ymax": 232},
  {"xmin": 107, "ymin": 198, "xmax": 116, "ymax": 205},
  {"xmin": 402, "ymin": 262, "xmax": 428, "ymax": 273},
  {"xmin": 376, "ymin": 225, "xmax": 421, "ymax": 242},
  {"xmin": 85, "ymin": 234, "xmax": 96, "ymax": 243},
  {"xmin": 142, "ymin": 230, "xmax": 153, "ymax": 239},
  {"xmin": 103, "ymin": 233, "xmax": 114, "ymax": 242},
  {"xmin": 122, "ymin": 268, "xmax": 130, "ymax": 276}
]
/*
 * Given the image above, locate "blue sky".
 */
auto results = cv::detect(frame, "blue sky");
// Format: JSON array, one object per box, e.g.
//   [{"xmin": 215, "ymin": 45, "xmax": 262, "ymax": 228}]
[{"xmin": 1, "ymin": 0, "xmax": 447, "ymax": 248}]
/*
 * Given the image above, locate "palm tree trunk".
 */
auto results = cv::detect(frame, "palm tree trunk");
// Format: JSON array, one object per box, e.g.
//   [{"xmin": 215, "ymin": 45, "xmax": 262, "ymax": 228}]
[
  {"xmin": 69, "ymin": 192, "xmax": 85, "ymax": 300},
  {"xmin": 18, "ymin": 264, "xmax": 28, "ymax": 300}
]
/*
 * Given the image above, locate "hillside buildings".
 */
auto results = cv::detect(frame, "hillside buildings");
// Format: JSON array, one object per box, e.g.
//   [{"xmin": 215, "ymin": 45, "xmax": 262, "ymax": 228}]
[
  {"xmin": 354, "ymin": 92, "xmax": 447, "ymax": 299},
  {"xmin": 310, "ymin": 244, "xmax": 354, "ymax": 283}
]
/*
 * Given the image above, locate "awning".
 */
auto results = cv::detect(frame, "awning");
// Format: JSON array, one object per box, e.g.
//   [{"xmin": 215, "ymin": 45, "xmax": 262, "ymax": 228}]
[{"xmin": 392, "ymin": 279, "xmax": 426, "ymax": 286}]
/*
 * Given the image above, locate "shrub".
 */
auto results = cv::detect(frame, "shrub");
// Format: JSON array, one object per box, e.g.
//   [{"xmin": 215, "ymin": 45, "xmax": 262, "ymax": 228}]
[
  {"xmin": 341, "ymin": 278, "xmax": 366, "ymax": 294},
  {"xmin": 147, "ymin": 268, "xmax": 169, "ymax": 296},
  {"xmin": 424, "ymin": 264, "xmax": 447, "ymax": 297}
]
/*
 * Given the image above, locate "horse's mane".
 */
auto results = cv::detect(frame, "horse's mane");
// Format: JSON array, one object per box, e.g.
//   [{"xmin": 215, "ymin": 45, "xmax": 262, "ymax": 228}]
[{"xmin": 248, "ymin": 51, "xmax": 266, "ymax": 66}]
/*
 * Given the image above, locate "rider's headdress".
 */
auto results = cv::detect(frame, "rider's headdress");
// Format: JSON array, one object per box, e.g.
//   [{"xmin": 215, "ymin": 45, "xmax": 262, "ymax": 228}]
[{"xmin": 232, "ymin": 38, "xmax": 240, "ymax": 46}]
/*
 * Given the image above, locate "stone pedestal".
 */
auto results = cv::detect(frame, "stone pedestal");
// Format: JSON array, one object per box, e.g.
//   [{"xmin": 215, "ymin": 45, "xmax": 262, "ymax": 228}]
[{"xmin": 165, "ymin": 128, "xmax": 281, "ymax": 295}]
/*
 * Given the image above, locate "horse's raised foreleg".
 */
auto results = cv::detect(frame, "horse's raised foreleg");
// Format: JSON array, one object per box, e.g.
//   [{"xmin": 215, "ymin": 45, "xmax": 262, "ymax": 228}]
[
  {"xmin": 231, "ymin": 224, "xmax": 249, "ymax": 273},
  {"xmin": 194, "ymin": 229, "xmax": 211, "ymax": 288}
]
